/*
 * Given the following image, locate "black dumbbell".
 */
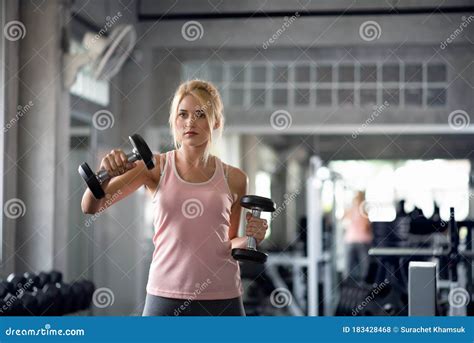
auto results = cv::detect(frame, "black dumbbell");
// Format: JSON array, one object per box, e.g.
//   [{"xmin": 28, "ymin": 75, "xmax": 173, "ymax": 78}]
[
  {"xmin": 78, "ymin": 134, "xmax": 155, "ymax": 199},
  {"xmin": 42, "ymin": 283, "xmax": 62, "ymax": 316},
  {"xmin": 18, "ymin": 291, "xmax": 39, "ymax": 316},
  {"xmin": 232, "ymin": 195, "xmax": 275, "ymax": 264},
  {"xmin": 6, "ymin": 274, "xmax": 27, "ymax": 292},
  {"xmin": 57, "ymin": 282, "xmax": 74, "ymax": 315},
  {"xmin": 80, "ymin": 280, "xmax": 95, "ymax": 310},
  {"xmin": 49, "ymin": 270, "xmax": 63, "ymax": 284},
  {"xmin": 3, "ymin": 293, "xmax": 24, "ymax": 316},
  {"xmin": 38, "ymin": 271, "xmax": 51, "ymax": 289},
  {"xmin": 23, "ymin": 272, "xmax": 40, "ymax": 289},
  {"xmin": 70, "ymin": 281, "xmax": 86, "ymax": 313},
  {"xmin": 0, "ymin": 280, "xmax": 13, "ymax": 299}
]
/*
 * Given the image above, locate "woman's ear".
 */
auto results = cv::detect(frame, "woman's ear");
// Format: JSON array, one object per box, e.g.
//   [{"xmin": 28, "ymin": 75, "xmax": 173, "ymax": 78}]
[{"xmin": 213, "ymin": 120, "xmax": 221, "ymax": 130}]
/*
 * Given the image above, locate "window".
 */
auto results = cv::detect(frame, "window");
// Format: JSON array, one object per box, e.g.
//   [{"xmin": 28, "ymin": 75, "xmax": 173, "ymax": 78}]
[
  {"xmin": 69, "ymin": 40, "xmax": 110, "ymax": 106},
  {"xmin": 181, "ymin": 61, "xmax": 448, "ymax": 109}
]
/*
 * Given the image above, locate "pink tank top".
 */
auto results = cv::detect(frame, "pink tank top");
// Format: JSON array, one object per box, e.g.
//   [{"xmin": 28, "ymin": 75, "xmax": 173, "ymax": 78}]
[
  {"xmin": 146, "ymin": 150, "xmax": 243, "ymax": 300},
  {"xmin": 345, "ymin": 206, "xmax": 373, "ymax": 244}
]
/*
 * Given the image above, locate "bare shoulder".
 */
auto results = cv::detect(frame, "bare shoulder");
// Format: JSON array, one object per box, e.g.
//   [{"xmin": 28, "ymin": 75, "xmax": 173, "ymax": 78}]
[
  {"xmin": 224, "ymin": 163, "xmax": 248, "ymax": 195},
  {"xmin": 141, "ymin": 152, "xmax": 165, "ymax": 190}
]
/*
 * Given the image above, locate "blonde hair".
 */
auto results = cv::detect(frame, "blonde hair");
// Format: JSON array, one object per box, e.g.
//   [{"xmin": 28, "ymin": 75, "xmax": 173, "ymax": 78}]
[{"xmin": 169, "ymin": 80, "xmax": 224, "ymax": 164}]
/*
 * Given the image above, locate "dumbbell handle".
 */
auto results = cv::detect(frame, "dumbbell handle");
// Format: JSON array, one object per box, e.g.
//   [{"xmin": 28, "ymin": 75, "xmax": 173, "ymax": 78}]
[
  {"xmin": 247, "ymin": 209, "xmax": 261, "ymax": 250},
  {"xmin": 96, "ymin": 149, "xmax": 139, "ymax": 183}
]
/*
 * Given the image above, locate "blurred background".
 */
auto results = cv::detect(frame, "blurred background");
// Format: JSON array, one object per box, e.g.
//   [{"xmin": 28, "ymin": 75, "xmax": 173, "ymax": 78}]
[{"xmin": 0, "ymin": 0, "xmax": 473, "ymax": 316}]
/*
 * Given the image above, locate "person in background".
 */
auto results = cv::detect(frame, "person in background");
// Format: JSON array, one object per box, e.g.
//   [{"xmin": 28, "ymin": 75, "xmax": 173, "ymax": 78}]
[{"xmin": 343, "ymin": 191, "xmax": 373, "ymax": 282}]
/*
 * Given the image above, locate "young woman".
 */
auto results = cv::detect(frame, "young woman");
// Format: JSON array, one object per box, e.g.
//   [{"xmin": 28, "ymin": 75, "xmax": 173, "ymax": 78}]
[{"xmin": 81, "ymin": 80, "xmax": 268, "ymax": 316}]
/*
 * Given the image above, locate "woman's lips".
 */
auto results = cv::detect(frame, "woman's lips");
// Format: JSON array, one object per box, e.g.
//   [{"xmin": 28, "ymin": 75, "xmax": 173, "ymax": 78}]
[{"xmin": 184, "ymin": 132, "xmax": 197, "ymax": 136}]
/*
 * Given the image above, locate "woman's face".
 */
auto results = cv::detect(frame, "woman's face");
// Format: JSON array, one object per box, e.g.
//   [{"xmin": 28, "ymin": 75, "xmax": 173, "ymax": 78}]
[{"xmin": 176, "ymin": 94, "xmax": 212, "ymax": 148}]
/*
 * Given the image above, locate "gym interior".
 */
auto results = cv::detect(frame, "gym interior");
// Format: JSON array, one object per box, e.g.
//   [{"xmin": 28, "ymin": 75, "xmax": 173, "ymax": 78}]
[{"xmin": 0, "ymin": 0, "xmax": 473, "ymax": 317}]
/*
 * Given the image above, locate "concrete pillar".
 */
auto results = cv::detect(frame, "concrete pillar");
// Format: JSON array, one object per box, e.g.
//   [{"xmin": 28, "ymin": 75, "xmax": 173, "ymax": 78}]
[
  {"xmin": 15, "ymin": 0, "xmax": 70, "ymax": 274},
  {"xmin": 1, "ymin": 0, "xmax": 21, "ymax": 277}
]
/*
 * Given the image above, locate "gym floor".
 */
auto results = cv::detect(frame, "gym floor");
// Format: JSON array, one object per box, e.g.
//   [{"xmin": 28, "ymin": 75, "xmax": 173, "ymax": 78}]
[{"xmin": 0, "ymin": 0, "xmax": 473, "ymax": 317}]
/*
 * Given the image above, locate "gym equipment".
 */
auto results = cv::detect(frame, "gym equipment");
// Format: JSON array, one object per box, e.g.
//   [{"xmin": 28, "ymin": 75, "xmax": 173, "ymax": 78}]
[
  {"xmin": 335, "ymin": 279, "xmax": 407, "ymax": 316},
  {"xmin": 23, "ymin": 272, "xmax": 40, "ymax": 288},
  {"xmin": 78, "ymin": 134, "xmax": 155, "ymax": 199},
  {"xmin": 408, "ymin": 261, "xmax": 437, "ymax": 316},
  {"xmin": 70, "ymin": 281, "xmax": 86, "ymax": 313},
  {"xmin": 0, "ymin": 270, "xmax": 95, "ymax": 316},
  {"xmin": 6, "ymin": 274, "xmax": 27, "ymax": 291},
  {"xmin": 232, "ymin": 195, "xmax": 275, "ymax": 264},
  {"xmin": 37, "ymin": 271, "xmax": 51, "ymax": 288},
  {"xmin": 370, "ymin": 207, "xmax": 474, "ymax": 316},
  {"xmin": 80, "ymin": 280, "xmax": 95, "ymax": 310},
  {"xmin": 49, "ymin": 270, "xmax": 63, "ymax": 284}
]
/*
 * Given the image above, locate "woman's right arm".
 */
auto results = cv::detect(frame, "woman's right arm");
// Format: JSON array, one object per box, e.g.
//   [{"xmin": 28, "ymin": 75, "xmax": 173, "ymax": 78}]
[{"xmin": 81, "ymin": 149, "xmax": 159, "ymax": 214}]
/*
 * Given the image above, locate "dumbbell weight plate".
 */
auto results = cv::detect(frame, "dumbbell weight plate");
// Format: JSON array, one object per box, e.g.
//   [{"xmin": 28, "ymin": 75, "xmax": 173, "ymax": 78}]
[
  {"xmin": 78, "ymin": 162, "xmax": 105, "ymax": 200},
  {"xmin": 240, "ymin": 195, "xmax": 276, "ymax": 212},
  {"xmin": 232, "ymin": 248, "xmax": 268, "ymax": 264},
  {"xmin": 129, "ymin": 134, "xmax": 155, "ymax": 170}
]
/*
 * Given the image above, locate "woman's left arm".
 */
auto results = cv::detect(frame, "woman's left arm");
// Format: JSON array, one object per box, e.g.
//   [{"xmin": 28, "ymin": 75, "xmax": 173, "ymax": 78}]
[{"xmin": 227, "ymin": 166, "xmax": 268, "ymax": 249}]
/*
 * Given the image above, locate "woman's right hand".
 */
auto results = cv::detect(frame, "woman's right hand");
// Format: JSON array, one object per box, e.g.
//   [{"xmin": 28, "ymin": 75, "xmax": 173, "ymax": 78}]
[{"xmin": 99, "ymin": 149, "xmax": 137, "ymax": 178}]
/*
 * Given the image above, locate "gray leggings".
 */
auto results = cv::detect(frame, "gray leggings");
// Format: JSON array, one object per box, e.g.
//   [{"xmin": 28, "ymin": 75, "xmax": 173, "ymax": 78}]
[{"xmin": 142, "ymin": 294, "xmax": 246, "ymax": 316}]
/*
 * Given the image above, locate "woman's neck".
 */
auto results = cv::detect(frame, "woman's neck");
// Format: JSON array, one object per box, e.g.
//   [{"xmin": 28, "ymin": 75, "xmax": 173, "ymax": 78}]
[{"xmin": 177, "ymin": 145, "xmax": 211, "ymax": 168}]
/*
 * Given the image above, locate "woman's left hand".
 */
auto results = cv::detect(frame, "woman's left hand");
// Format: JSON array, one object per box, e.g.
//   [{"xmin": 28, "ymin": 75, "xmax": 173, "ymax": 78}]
[{"xmin": 245, "ymin": 212, "xmax": 268, "ymax": 245}]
